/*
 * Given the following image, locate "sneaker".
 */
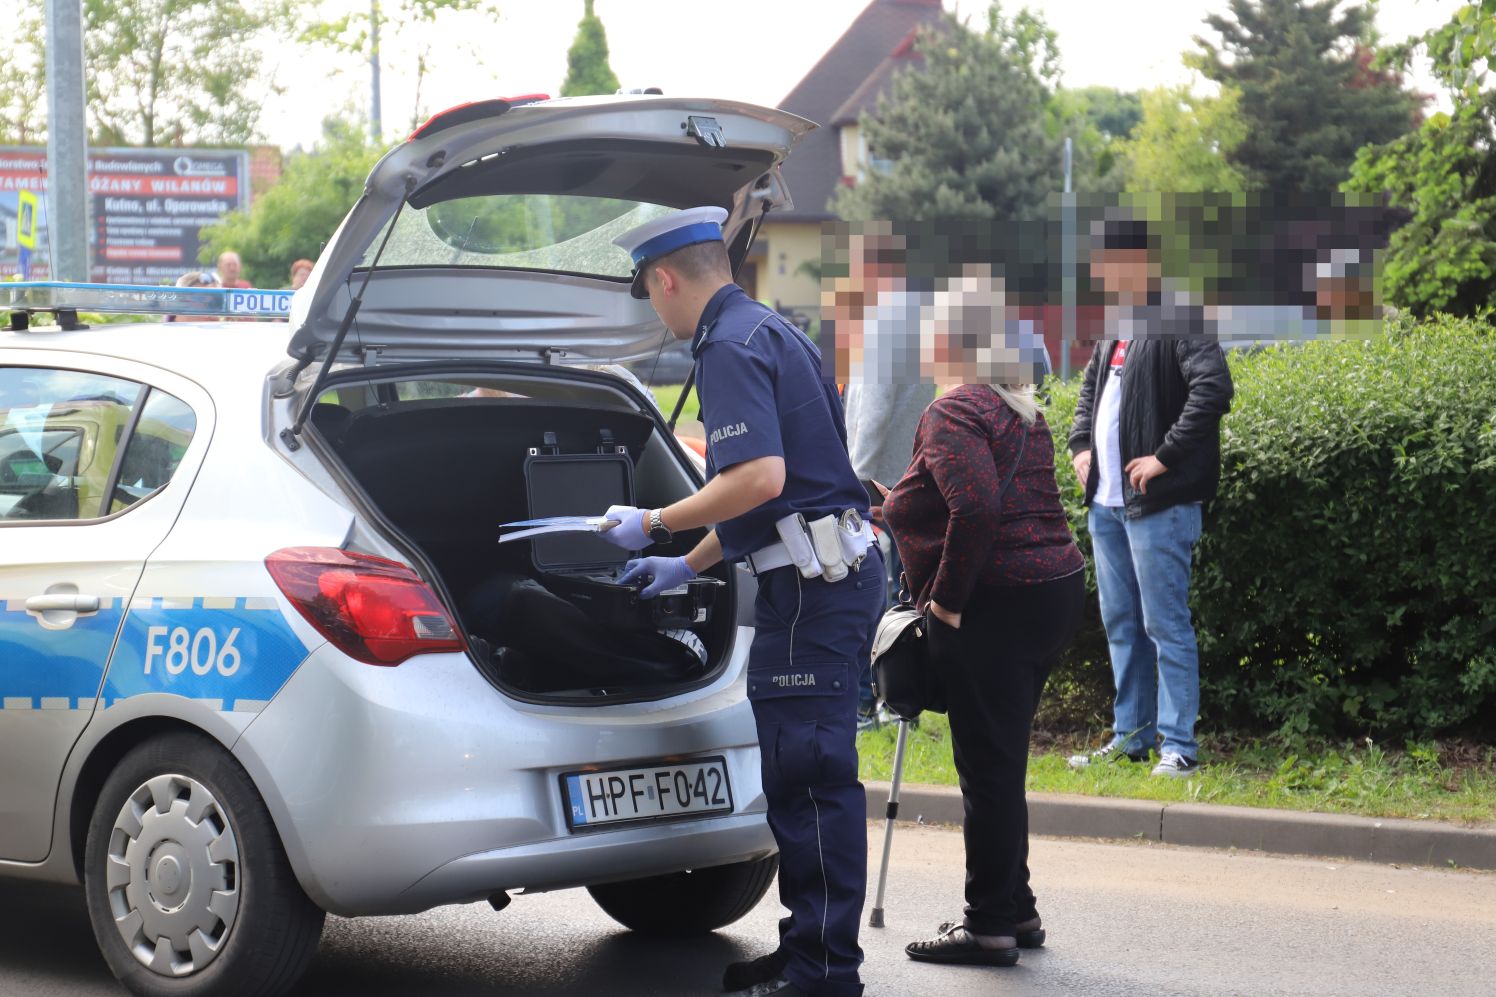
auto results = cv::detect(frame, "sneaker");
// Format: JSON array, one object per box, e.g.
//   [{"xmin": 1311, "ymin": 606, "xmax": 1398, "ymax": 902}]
[
  {"xmin": 1151, "ymin": 751, "xmax": 1200, "ymax": 778},
  {"xmin": 722, "ymin": 950, "xmax": 789, "ymax": 992},
  {"xmin": 1067, "ymin": 740, "xmax": 1148, "ymax": 770}
]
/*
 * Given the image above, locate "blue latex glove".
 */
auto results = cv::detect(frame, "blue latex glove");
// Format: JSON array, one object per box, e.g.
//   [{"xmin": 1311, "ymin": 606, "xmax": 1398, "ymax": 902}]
[
  {"xmin": 600, "ymin": 504, "xmax": 650, "ymax": 550},
  {"xmin": 620, "ymin": 556, "xmax": 696, "ymax": 599}
]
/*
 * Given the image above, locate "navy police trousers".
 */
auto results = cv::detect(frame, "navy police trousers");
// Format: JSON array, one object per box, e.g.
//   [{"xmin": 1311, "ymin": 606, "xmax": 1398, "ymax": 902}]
[{"xmin": 748, "ymin": 549, "xmax": 884, "ymax": 997}]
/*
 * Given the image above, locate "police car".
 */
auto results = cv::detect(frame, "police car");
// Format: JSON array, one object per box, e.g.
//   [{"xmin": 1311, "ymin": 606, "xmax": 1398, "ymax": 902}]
[{"xmin": 0, "ymin": 94, "xmax": 811, "ymax": 996}]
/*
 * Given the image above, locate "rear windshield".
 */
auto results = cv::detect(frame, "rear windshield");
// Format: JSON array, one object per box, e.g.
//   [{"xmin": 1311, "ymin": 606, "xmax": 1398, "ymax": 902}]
[{"xmin": 361, "ymin": 194, "xmax": 673, "ymax": 277}]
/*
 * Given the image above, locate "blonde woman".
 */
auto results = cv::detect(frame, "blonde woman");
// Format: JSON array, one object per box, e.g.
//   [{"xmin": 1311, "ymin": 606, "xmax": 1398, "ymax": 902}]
[{"xmin": 882, "ymin": 268, "xmax": 1085, "ymax": 968}]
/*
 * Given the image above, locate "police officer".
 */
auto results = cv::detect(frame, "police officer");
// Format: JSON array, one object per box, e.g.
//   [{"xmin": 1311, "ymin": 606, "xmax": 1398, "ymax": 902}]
[{"xmin": 599, "ymin": 207, "xmax": 884, "ymax": 997}]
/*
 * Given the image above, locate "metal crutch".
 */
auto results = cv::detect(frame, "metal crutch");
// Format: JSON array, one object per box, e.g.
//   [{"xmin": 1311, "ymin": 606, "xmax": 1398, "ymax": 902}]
[{"xmin": 868, "ymin": 716, "xmax": 911, "ymax": 928}]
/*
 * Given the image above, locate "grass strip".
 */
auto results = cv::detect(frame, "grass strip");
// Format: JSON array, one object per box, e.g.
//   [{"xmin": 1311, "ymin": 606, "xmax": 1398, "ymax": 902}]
[{"xmin": 858, "ymin": 714, "xmax": 1496, "ymax": 826}]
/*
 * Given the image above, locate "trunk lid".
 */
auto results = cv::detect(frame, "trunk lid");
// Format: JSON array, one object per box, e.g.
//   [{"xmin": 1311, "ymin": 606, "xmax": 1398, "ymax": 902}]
[{"xmin": 287, "ymin": 95, "xmax": 811, "ymax": 365}]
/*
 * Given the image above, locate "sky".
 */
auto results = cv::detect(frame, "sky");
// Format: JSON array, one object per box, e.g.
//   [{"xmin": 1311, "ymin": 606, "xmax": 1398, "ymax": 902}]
[{"xmin": 261, "ymin": 0, "xmax": 1464, "ymax": 150}]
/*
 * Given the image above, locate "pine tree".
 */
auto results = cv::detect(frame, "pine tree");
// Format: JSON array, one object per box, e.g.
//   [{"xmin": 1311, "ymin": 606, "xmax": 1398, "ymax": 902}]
[
  {"xmin": 1191, "ymin": 0, "xmax": 1419, "ymax": 193},
  {"xmin": 833, "ymin": 6, "xmax": 1064, "ymax": 221},
  {"xmin": 560, "ymin": 0, "xmax": 620, "ymax": 98}
]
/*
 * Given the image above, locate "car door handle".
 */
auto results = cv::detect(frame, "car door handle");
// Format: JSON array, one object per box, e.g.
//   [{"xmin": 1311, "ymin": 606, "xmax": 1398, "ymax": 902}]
[{"xmin": 25, "ymin": 594, "xmax": 101, "ymax": 613}]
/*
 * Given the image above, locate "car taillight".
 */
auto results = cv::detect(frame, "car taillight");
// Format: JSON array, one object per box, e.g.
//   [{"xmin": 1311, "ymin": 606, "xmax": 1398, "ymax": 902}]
[{"xmin": 265, "ymin": 547, "xmax": 465, "ymax": 666}]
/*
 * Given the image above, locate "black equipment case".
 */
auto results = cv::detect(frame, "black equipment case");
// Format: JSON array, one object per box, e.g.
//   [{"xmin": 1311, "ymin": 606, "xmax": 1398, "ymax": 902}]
[{"xmin": 523, "ymin": 430, "xmax": 717, "ymax": 631}]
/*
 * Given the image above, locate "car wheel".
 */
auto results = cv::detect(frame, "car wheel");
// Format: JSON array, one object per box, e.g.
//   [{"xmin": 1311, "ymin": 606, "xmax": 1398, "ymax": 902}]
[
  {"xmin": 587, "ymin": 854, "xmax": 778, "ymax": 936},
  {"xmin": 83, "ymin": 731, "xmax": 324, "ymax": 997}
]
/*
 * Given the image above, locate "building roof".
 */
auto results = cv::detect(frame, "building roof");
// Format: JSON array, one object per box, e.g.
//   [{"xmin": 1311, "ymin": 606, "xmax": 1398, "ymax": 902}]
[
  {"xmin": 772, "ymin": 0, "xmax": 943, "ymax": 223},
  {"xmin": 829, "ymin": 28, "xmax": 924, "ymax": 128}
]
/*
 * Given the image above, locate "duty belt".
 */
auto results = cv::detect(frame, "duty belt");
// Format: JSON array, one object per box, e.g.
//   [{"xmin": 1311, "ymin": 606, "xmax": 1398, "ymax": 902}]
[{"xmin": 746, "ymin": 510, "xmax": 874, "ymax": 580}]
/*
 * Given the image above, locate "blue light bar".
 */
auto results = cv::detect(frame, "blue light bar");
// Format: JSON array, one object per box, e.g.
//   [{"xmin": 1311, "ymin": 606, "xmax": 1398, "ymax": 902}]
[{"xmin": 0, "ymin": 281, "xmax": 293, "ymax": 319}]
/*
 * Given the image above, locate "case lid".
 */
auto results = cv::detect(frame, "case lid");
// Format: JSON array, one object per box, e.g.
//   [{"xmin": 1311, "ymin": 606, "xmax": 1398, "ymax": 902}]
[{"xmin": 524, "ymin": 450, "xmax": 635, "ymax": 572}]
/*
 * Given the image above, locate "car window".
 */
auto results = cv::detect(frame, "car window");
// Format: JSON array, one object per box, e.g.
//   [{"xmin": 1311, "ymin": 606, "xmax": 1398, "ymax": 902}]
[
  {"xmin": 0, "ymin": 368, "xmax": 141, "ymax": 521},
  {"xmin": 362, "ymin": 194, "xmax": 673, "ymax": 277},
  {"xmin": 107, "ymin": 389, "xmax": 197, "ymax": 515},
  {"xmin": 0, "ymin": 367, "xmax": 197, "ymax": 523},
  {"xmin": 391, "ymin": 381, "xmax": 532, "ymax": 401}
]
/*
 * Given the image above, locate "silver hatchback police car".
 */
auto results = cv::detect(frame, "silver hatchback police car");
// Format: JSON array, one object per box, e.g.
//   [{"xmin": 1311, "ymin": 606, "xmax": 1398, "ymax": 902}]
[{"xmin": 0, "ymin": 94, "xmax": 811, "ymax": 996}]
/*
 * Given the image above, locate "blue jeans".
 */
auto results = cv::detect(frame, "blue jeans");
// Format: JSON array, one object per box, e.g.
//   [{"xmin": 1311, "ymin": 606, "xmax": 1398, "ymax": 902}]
[{"xmin": 1087, "ymin": 502, "xmax": 1203, "ymax": 759}]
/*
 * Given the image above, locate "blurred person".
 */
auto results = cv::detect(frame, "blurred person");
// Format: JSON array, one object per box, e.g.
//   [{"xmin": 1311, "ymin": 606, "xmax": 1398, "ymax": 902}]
[
  {"xmin": 165, "ymin": 271, "xmax": 219, "ymax": 323},
  {"xmin": 1314, "ymin": 247, "xmax": 1377, "ymax": 324},
  {"xmin": 883, "ymin": 280, "xmax": 1084, "ymax": 968},
  {"xmin": 289, "ymin": 258, "xmax": 315, "ymax": 291},
  {"xmin": 216, "ymin": 250, "xmax": 251, "ymax": 289},
  {"xmin": 1067, "ymin": 218, "xmax": 1233, "ymax": 778},
  {"xmin": 835, "ymin": 230, "xmax": 936, "ymax": 725}
]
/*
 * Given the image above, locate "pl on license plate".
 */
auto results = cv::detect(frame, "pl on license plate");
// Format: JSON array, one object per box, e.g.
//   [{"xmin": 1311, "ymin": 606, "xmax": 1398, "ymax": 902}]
[{"xmin": 563, "ymin": 757, "xmax": 733, "ymax": 830}]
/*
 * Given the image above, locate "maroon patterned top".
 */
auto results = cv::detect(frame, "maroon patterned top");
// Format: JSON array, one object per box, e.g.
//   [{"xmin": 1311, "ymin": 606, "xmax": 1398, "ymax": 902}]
[{"xmin": 882, "ymin": 385, "xmax": 1084, "ymax": 611}]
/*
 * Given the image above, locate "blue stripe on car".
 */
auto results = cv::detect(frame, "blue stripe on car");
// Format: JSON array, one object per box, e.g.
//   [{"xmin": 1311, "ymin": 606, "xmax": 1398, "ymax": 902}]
[
  {"xmin": 103, "ymin": 599, "xmax": 312, "ymax": 711},
  {"xmin": 0, "ymin": 597, "xmax": 312, "ymax": 713},
  {"xmin": 0, "ymin": 600, "xmax": 125, "ymax": 708}
]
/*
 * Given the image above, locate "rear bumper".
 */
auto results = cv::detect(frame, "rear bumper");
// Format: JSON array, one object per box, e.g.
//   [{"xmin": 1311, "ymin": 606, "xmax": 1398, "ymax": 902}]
[
  {"xmin": 399, "ymin": 812, "xmax": 775, "ymax": 914},
  {"xmin": 234, "ymin": 641, "xmax": 767, "ymax": 916}
]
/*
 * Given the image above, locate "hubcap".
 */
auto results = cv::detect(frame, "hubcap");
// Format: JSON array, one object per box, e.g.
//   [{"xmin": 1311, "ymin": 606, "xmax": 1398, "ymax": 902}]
[{"xmin": 106, "ymin": 774, "xmax": 240, "ymax": 977}]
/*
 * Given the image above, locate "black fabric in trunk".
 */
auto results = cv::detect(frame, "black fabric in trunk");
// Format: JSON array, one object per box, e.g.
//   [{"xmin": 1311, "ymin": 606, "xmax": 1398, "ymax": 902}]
[{"xmin": 319, "ymin": 397, "xmax": 726, "ymax": 695}]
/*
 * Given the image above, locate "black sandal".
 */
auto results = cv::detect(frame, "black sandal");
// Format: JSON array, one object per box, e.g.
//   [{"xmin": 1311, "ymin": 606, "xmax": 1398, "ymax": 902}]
[
  {"xmin": 1015, "ymin": 916, "xmax": 1046, "ymax": 949},
  {"xmin": 905, "ymin": 922, "xmax": 1020, "ymax": 967}
]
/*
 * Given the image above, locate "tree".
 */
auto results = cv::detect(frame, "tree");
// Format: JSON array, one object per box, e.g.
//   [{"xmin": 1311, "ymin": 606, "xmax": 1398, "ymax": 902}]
[
  {"xmin": 1346, "ymin": 1, "xmax": 1496, "ymax": 317},
  {"xmin": 560, "ymin": 0, "xmax": 620, "ymax": 98},
  {"xmin": 1122, "ymin": 85, "xmax": 1248, "ymax": 193},
  {"xmin": 301, "ymin": 0, "xmax": 501, "ymax": 139},
  {"xmin": 83, "ymin": 0, "xmax": 296, "ymax": 146},
  {"xmin": 1192, "ymin": 0, "xmax": 1420, "ymax": 192},
  {"xmin": 3, "ymin": 0, "xmax": 293, "ymax": 146},
  {"xmin": 1064, "ymin": 86, "xmax": 1144, "ymax": 142},
  {"xmin": 833, "ymin": 4, "xmax": 1064, "ymax": 221},
  {"xmin": 0, "ymin": 1, "xmax": 47, "ymax": 144},
  {"xmin": 198, "ymin": 118, "xmax": 384, "ymax": 287},
  {"xmin": 1050, "ymin": 86, "xmax": 1143, "ymax": 193}
]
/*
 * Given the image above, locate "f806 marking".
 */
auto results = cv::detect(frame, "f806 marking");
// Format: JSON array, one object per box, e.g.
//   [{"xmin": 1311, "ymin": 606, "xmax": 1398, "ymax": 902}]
[{"xmin": 144, "ymin": 626, "xmax": 242, "ymax": 677}]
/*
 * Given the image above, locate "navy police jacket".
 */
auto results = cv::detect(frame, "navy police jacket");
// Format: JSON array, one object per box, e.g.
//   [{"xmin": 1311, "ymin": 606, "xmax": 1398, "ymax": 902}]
[{"xmin": 690, "ymin": 284, "xmax": 868, "ymax": 563}]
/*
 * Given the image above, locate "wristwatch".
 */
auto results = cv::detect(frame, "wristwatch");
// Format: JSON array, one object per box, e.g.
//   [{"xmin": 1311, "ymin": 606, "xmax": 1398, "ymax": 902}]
[{"xmin": 647, "ymin": 508, "xmax": 674, "ymax": 545}]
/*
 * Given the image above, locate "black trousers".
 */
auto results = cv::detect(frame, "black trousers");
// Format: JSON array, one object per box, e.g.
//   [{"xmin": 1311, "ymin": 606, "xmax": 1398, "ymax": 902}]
[{"xmin": 925, "ymin": 569, "xmax": 1085, "ymax": 937}]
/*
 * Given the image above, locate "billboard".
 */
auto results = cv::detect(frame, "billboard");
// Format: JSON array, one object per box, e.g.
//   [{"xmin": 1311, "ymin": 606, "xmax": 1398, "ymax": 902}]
[{"xmin": 0, "ymin": 146, "xmax": 250, "ymax": 284}]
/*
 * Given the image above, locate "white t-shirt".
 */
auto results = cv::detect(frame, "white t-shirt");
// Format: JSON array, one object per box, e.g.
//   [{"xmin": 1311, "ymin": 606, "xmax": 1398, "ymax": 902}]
[{"xmin": 1093, "ymin": 340, "xmax": 1128, "ymax": 507}]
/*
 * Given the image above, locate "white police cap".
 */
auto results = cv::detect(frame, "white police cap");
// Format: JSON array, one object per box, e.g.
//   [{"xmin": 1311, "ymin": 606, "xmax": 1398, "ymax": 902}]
[{"xmin": 613, "ymin": 206, "xmax": 728, "ymax": 299}]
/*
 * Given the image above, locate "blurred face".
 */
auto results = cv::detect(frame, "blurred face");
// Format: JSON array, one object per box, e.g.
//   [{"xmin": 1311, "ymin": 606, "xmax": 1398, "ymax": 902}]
[
  {"xmin": 920, "ymin": 268, "xmax": 1039, "ymax": 387},
  {"xmin": 1315, "ymin": 276, "xmax": 1372, "ymax": 320},
  {"xmin": 1091, "ymin": 248, "xmax": 1157, "ymax": 301},
  {"xmin": 290, "ymin": 263, "xmax": 313, "ymax": 290},
  {"xmin": 217, "ymin": 252, "xmax": 242, "ymax": 284}
]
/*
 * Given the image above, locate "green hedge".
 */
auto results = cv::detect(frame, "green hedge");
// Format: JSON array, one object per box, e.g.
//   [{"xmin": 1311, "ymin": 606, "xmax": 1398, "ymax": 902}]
[{"xmin": 1041, "ymin": 314, "xmax": 1496, "ymax": 739}]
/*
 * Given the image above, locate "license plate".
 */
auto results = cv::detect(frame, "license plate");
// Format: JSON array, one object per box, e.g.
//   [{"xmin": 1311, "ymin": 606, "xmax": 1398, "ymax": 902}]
[{"xmin": 562, "ymin": 757, "xmax": 734, "ymax": 831}]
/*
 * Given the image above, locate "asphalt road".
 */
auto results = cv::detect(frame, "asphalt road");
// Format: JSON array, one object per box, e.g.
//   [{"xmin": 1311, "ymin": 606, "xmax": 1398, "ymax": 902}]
[{"xmin": 4, "ymin": 825, "xmax": 1494, "ymax": 997}]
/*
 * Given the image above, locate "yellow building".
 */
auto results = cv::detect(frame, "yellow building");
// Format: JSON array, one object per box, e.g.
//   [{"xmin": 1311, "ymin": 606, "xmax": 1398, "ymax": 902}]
[{"xmin": 751, "ymin": 0, "xmax": 941, "ymax": 318}]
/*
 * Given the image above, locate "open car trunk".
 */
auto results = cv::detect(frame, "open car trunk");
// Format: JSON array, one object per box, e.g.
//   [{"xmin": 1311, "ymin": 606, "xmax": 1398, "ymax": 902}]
[{"xmin": 306, "ymin": 365, "xmax": 737, "ymax": 702}]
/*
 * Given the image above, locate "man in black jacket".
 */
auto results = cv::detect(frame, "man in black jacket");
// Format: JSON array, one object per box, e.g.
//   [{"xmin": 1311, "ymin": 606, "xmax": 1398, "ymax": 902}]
[{"xmin": 1066, "ymin": 219, "xmax": 1233, "ymax": 777}]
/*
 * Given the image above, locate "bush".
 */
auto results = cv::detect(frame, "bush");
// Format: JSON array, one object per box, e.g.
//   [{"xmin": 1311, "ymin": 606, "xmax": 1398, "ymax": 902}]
[{"xmin": 1042, "ymin": 315, "xmax": 1496, "ymax": 739}]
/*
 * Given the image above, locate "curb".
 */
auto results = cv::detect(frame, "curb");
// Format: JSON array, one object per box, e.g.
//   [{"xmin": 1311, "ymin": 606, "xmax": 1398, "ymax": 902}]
[{"xmin": 864, "ymin": 782, "xmax": 1496, "ymax": 871}]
